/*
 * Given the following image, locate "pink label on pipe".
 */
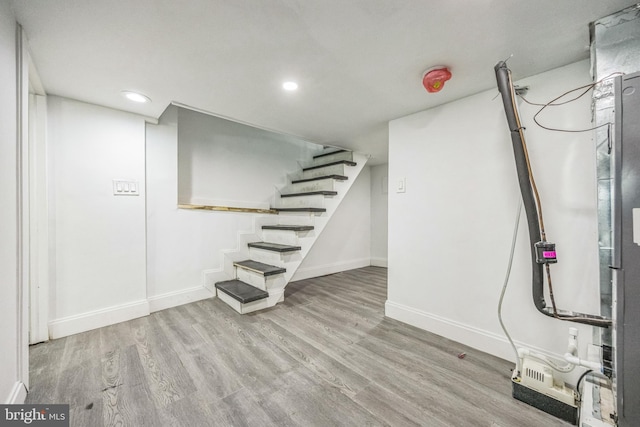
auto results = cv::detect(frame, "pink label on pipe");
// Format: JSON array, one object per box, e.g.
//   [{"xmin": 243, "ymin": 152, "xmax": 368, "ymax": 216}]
[{"xmin": 543, "ymin": 251, "xmax": 556, "ymax": 258}]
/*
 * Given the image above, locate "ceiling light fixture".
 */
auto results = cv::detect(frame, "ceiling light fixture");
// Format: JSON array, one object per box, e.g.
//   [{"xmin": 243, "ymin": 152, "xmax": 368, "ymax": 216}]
[
  {"xmin": 121, "ymin": 90, "xmax": 151, "ymax": 103},
  {"xmin": 282, "ymin": 81, "xmax": 298, "ymax": 91}
]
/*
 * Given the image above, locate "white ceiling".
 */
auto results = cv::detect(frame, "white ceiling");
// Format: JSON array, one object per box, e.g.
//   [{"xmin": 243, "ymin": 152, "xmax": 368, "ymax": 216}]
[{"xmin": 10, "ymin": 0, "xmax": 634, "ymax": 164}]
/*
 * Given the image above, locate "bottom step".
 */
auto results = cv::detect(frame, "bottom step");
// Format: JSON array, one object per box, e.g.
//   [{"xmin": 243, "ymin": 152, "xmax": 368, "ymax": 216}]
[
  {"xmin": 234, "ymin": 260, "xmax": 286, "ymax": 276},
  {"xmin": 215, "ymin": 280, "xmax": 268, "ymax": 303}
]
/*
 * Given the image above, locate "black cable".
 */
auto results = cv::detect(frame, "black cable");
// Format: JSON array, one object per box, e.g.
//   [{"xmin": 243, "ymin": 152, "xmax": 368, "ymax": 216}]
[{"xmin": 576, "ymin": 369, "xmax": 593, "ymax": 402}]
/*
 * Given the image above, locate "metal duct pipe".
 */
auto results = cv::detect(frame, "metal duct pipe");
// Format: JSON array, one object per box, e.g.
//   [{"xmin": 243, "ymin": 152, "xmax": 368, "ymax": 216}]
[
  {"xmin": 591, "ymin": 4, "xmax": 640, "ymax": 348},
  {"xmin": 494, "ymin": 61, "xmax": 611, "ymax": 328}
]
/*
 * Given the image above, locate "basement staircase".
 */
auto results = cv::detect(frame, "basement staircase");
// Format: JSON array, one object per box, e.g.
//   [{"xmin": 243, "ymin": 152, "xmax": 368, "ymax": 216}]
[{"xmin": 208, "ymin": 148, "xmax": 368, "ymax": 314}]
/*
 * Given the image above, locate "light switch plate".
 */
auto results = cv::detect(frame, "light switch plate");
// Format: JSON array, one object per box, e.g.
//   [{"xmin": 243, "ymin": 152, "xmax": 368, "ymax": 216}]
[
  {"xmin": 113, "ymin": 180, "xmax": 139, "ymax": 196},
  {"xmin": 397, "ymin": 177, "xmax": 406, "ymax": 193}
]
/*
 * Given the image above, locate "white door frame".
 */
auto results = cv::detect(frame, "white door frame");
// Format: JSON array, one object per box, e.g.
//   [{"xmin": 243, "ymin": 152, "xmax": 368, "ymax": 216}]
[
  {"xmin": 21, "ymin": 30, "xmax": 50, "ymax": 344},
  {"xmin": 16, "ymin": 23, "xmax": 30, "ymax": 393},
  {"xmin": 26, "ymin": 43, "xmax": 49, "ymax": 345},
  {"xmin": 28, "ymin": 92, "xmax": 49, "ymax": 345}
]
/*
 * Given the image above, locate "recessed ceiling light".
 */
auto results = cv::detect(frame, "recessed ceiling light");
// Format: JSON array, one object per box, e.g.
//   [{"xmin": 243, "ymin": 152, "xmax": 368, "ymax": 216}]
[
  {"xmin": 121, "ymin": 91, "xmax": 151, "ymax": 103},
  {"xmin": 282, "ymin": 81, "xmax": 298, "ymax": 91}
]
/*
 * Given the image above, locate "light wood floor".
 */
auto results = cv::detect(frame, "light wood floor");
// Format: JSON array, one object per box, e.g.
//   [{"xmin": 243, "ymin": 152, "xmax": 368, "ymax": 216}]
[{"xmin": 27, "ymin": 267, "xmax": 569, "ymax": 426}]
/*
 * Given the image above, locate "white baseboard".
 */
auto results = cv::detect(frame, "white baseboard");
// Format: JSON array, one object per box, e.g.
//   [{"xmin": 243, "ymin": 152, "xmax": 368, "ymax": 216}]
[
  {"xmin": 46, "ymin": 288, "xmax": 215, "ymax": 340},
  {"xmin": 291, "ymin": 257, "xmax": 371, "ymax": 281},
  {"xmin": 385, "ymin": 300, "xmax": 590, "ymax": 385},
  {"xmin": 385, "ymin": 300, "xmax": 576, "ymax": 370},
  {"xmin": 48, "ymin": 299, "xmax": 150, "ymax": 339},
  {"xmin": 385, "ymin": 300, "xmax": 521, "ymax": 363},
  {"xmin": 148, "ymin": 286, "xmax": 214, "ymax": 313},
  {"xmin": 370, "ymin": 257, "xmax": 388, "ymax": 267},
  {"xmin": 5, "ymin": 382, "xmax": 27, "ymax": 404}
]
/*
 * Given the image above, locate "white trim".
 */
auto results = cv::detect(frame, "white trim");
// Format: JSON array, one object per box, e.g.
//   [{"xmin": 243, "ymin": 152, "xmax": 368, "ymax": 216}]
[
  {"xmin": 27, "ymin": 52, "xmax": 45, "ymax": 96},
  {"xmin": 16, "ymin": 24, "xmax": 30, "ymax": 391},
  {"xmin": 28, "ymin": 93, "xmax": 49, "ymax": 344},
  {"xmin": 5, "ymin": 382, "xmax": 27, "ymax": 404},
  {"xmin": 148, "ymin": 286, "xmax": 214, "ymax": 313},
  {"xmin": 370, "ymin": 257, "xmax": 388, "ymax": 268},
  {"xmin": 385, "ymin": 300, "xmax": 569, "ymax": 365},
  {"xmin": 385, "ymin": 300, "xmax": 512, "ymax": 361},
  {"xmin": 291, "ymin": 257, "xmax": 371, "ymax": 281},
  {"xmin": 48, "ymin": 300, "xmax": 150, "ymax": 339}
]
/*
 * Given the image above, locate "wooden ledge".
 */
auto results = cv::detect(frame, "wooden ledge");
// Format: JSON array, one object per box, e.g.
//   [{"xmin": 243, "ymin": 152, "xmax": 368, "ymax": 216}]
[{"xmin": 178, "ymin": 204, "xmax": 278, "ymax": 214}]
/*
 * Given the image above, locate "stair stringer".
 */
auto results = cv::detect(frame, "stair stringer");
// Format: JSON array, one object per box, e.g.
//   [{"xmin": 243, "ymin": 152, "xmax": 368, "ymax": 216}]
[{"xmin": 203, "ymin": 152, "xmax": 369, "ymax": 310}]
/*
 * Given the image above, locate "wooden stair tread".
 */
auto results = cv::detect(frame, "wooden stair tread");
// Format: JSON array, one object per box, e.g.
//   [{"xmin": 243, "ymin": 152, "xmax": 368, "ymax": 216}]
[
  {"xmin": 313, "ymin": 149, "xmax": 347, "ymax": 159},
  {"xmin": 215, "ymin": 280, "xmax": 268, "ymax": 303},
  {"xmin": 281, "ymin": 190, "xmax": 337, "ymax": 198},
  {"xmin": 248, "ymin": 242, "xmax": 302, "ymax": 252},
  {"xmin": 262, "ymin": 225, "xmax": 314, "ymax": 231},
  {"xmin": 302, "ymin": 160, "xmax": 356, "ymax": 172},
  {"xmin": 234, "ymin": 260, "xmax": 286, "ymax": 276},
  {"xmin": 291, "ymin": 175, "xmax": 348, "ymax": 184},
  {"xmin": 274, "ymin": 207, "xmax": 326, "ymax": 213}
]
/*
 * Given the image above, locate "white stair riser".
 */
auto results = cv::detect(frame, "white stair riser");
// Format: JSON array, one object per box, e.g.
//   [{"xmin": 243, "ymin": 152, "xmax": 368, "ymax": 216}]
[
  {"xmin": 248, "ymin": 247, "xmax": 302, "ymax": 266},
  {"xmin": 310, "ymin": 151, "xmax": 353, "ymax": 166},
  {"xmin": 262, "ymin": 230, "xmax": 316, "ymax": 246},
  {"xmin": 236, "ymin": 268, "xmax": 267, "ymax": 290},
  {"xmin": 235, "ymin": 268, "xmax": 286, "ymax": 291},
  {"xmin": 217, "ymin": 291, "xmax": 243, "ymax": 313},
  {"xmin": 217, "ymin": 287, "xmax": 285, "ymax": 314},
  {"xmin": 274, "ymin": 194, "xmax": 328, "ymax": 208},
  {"xmin": 276, "ymin": 214, "xmax": 314, "ymax": 226},
  {"xmin": 286, "ymin": 178, "xmax": 336, "ymax": 193},
  {"xmin": 301, "ymin": 164, "xmax": 347, "ymax": 179},
  {"xmin": 261, "ymin": 230, "xmax": 299, "ymax": 246},
  {"xmin": 217, "ymin": 291, "xmax": 269, "ymax": 314},
  {"xmin": 248, "ymin": 248, "xmax": 282, "ymax": 265}
]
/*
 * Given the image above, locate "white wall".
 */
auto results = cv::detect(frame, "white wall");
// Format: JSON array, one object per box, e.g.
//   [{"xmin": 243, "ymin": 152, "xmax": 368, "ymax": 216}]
[
  {"xmin": 47, "ymin": 97, "xmax": 148, "ymax": 338},
  {"xmin": 31, "ymin": 97, "xmax": 372, "ymax": 340},
  {"xmin": 0, "ymin": 2, "xmax": 21, "ymax": 404},
  {"xmin": 148, "ymin": 106, "xmax": 372, "ymax": 299},
  {"xmin": 387, "ymin": 60, "xmax": 600, "ymax": 367},
  {"xmin": 370, "ymin": 164, "xmax": 388, "ymax": 267},
  {"xmin": 177, "ymin": 108, "xmax": 322, "ymax": 208},
  {"xmin": 146, "ymin": 106, "xmax": 252, "ymax": 308},
  {"xmin": 293, "ymin": 166, "xmax": 371, "ymax": 280}
]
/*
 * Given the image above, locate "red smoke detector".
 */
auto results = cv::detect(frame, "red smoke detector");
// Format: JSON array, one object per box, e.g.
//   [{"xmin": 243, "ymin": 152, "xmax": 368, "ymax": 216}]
[{"xmin": 422, "ymin": 67, "xmax": 452, "ymax": 93}]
